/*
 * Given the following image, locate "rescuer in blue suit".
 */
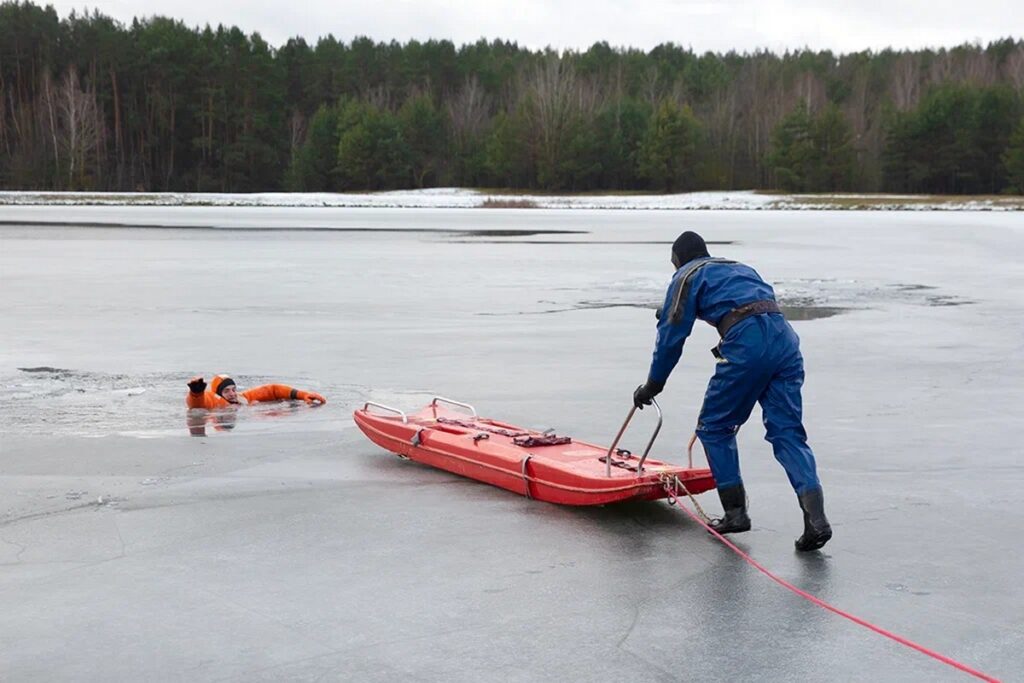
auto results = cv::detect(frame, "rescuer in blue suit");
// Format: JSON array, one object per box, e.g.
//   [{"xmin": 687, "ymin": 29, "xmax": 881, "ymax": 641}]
[{"xmin": 633, "ymin": 231, "xmax": 832, "ymax": 551}]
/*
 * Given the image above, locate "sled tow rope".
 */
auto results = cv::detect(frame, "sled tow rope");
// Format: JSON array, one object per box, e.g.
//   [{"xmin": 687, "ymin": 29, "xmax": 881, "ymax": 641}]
[{"xmin": 659, "ymin": 475, "xmax": 1001, "ymax": 682}]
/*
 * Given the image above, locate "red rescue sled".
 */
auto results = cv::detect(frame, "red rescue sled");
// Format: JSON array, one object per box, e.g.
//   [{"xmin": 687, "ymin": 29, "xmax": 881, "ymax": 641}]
[{"xmin": 353, "ymin": 396, "xmax": 716, "ymax": 506}]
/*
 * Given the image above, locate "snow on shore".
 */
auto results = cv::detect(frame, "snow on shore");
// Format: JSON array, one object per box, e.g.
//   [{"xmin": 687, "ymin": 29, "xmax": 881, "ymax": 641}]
[{"xmin": 0, "ymin": 188, "xmax": 1020, "ymax": 210}]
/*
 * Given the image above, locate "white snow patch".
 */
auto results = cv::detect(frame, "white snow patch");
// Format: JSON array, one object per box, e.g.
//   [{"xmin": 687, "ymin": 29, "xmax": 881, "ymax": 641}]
[{"xmin": 0, "ymin": 189, "xmax": 1019, "ymax": 210}]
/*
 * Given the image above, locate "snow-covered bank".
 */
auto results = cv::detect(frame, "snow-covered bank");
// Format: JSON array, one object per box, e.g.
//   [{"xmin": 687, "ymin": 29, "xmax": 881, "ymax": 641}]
[{"xmin": 0, "ymin": 188, "xmax": 1021, "ymax": 210}]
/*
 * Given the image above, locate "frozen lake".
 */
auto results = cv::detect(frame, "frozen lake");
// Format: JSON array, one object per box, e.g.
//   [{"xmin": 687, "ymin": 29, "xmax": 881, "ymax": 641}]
[{"xmin": 1, "ymin": 207, "xmax": 1022, "ymax": 680}]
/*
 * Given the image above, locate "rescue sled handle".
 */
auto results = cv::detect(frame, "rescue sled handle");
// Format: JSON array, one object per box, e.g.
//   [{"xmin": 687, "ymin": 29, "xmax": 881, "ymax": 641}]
[
  {"xmin": 430, "ymin": 396, "xmax": 478, "ymax": 417},
  {"xmin": 605, "ymin": 398, "xmax": 662, "ymax": 477},
  {"xmin": 363, "ymin": 401, "xmax": 409, "ymax": 424}
]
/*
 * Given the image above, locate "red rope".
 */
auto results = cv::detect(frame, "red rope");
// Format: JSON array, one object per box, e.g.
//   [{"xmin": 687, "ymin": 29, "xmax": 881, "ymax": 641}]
[{"xmin": 663, "ymin": 484, "xmax": 1001, "ymax": 682}]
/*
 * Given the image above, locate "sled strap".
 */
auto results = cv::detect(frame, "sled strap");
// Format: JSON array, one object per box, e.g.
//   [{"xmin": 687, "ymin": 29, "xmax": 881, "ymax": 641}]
[{"xmin": 513, "ymin": 434, "xmax": 571, "ymax": 447}]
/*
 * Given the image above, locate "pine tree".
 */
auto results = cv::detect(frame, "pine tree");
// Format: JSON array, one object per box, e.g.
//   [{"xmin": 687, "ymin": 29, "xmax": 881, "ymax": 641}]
[
  {"xmin": 1003, "ymin": 116, "xmax": 1024, "ymax": 194},
  {"xmin": 637, "ymin": 100, "xmax": 703, "ymax": 192},
  {"xmin": 484, "ymin": 110, "xmax": 533, "ymax": 188},
  {"xmin": 812, "ymin": 104, "xmax": 856, "ymax": 191},
  {"xmin": 398, "ymin": 94, "xmax": 445, "ymax": 187},
  {"xmin": 336, "ymin": 99, "xmax": 411, "ymax": 190},
  {"xmin": 286, "ymin": 104, "xmax": 339, "ymax": 191},
  {"xmin": 768, "ymin": 103, "xmax": 815, "ymax": 191}
]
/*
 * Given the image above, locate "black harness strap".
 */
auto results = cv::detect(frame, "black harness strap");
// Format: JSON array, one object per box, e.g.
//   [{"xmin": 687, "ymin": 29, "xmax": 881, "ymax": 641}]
[{"xmin": 667, "ymin": 257, "xmax": 736, "ymax": 325}]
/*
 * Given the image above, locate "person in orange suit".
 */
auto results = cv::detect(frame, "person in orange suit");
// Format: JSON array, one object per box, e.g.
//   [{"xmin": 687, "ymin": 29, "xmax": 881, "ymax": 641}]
[{"xmin": 186, "ymin": 374, "xmax": 326, "ymax": 409}]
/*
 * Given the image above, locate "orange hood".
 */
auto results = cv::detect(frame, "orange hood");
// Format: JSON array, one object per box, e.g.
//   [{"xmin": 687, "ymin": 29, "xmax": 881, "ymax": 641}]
[{"xmin": 210, "ymin": 374, "xmax": 236, "ymax": 397}]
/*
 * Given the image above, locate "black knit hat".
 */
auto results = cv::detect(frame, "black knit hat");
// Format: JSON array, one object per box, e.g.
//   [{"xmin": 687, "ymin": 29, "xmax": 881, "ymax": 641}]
[
  {"xmin": 214, "ymin": 376, "xmax": 236, "ymax": 396},
  {"xmin": 672, "ymin": 231, "xmax": 710, "ymax": 266}
]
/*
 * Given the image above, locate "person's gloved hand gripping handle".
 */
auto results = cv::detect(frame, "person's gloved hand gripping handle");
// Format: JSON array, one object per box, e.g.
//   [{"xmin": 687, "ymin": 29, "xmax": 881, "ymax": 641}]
[{"xmin": 632, "ymin": 379, "xmax": 664, "ymax": 409}]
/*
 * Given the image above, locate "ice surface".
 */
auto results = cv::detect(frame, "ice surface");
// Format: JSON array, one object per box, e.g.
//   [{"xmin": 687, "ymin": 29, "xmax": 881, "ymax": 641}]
[{"xmin": 0, "ymin": 208, "xmax": 1020, "ymax": 680}]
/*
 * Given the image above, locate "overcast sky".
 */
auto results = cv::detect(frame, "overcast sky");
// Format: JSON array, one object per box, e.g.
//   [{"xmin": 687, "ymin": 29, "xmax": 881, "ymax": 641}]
[{"xmin": 45, "ymin": 1, "xmax": 1021, "ymax": 54}]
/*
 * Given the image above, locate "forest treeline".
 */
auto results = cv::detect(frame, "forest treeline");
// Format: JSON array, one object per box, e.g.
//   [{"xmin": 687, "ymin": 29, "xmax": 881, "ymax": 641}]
[{"xmin": 2, "ymin": 1, "xmax": 1024, "ymax": 194}]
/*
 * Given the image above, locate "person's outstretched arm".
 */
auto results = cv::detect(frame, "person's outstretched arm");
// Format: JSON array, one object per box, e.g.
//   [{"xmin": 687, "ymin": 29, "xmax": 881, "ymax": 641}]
[{"xmin": 242, "ymin": 384, "xmax": 327, "ymax": 405}]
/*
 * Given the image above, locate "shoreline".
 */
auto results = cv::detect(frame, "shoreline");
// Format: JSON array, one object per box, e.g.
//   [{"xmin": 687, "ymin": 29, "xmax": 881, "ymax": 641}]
[{"xmin": 1, "ymin": 188, "xmax": 1022, "ymax": 211}]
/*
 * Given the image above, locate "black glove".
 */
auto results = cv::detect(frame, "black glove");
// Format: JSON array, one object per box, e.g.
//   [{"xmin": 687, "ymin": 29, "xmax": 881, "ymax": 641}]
[
  {"xmin": 187, "ymin": 376, "xmax": 207, "ymax": 394},
  {"xmin": 633, "ymin": 380, "xmax": 664, "ymax": 409},
  {"xmin": 655, "ymin": 306, "xmax": 663, "ymax": 321}
]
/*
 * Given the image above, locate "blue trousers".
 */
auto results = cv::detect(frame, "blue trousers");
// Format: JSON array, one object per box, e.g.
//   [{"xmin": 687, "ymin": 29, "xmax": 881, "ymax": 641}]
[{"xmin": 695, "ymin": 314, "xmax": 821, "ymax": 495}]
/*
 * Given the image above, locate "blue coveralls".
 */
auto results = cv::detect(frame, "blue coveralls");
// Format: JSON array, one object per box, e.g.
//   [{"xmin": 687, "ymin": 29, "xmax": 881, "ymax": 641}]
[{"xmin": 648, "ymin": 257, "xmax": 821, "ymax": 495}]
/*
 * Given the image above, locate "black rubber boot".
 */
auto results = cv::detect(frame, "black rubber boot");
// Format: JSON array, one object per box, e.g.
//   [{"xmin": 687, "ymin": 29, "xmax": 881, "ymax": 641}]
[
  {"xmin": 795, "ymin": 487, "xmax": 832, "ymax": 552},
  {"xmin": 708, "ymin": 484, "xmax": 751, "ymax": 534}
]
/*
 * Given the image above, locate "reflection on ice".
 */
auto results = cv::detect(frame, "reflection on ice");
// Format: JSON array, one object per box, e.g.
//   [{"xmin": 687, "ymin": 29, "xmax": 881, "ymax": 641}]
[{"xmin": 186, "ymin": 409, "xmax": 238, "ymax": 436}]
